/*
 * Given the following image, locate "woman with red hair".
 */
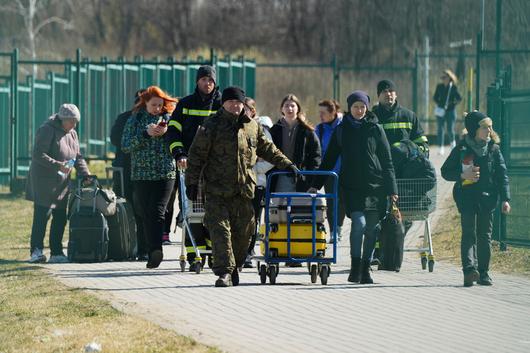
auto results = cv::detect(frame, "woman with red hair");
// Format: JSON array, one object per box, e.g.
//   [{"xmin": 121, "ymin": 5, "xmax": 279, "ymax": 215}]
[{"xmin": 122, "ymin": 86, "xmax": 178, "ymax": 269}]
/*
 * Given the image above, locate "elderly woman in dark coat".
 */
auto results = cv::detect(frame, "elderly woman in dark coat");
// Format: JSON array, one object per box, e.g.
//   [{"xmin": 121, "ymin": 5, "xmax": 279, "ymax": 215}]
[{"xmin": 26, "ymin": 104, "xmax": 90, "ymax": 263}]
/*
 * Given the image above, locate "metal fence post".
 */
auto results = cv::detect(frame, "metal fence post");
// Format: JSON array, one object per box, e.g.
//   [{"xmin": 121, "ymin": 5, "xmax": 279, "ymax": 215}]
[
  {"xmin": 412, "ymin": 50, "xmax": 419, "ymax": 114},
  {"xmin": 75, "ymin": 48, "xmax": 81, "ymax": 107},
  {"xmin": 475, "ymin": 31, "xmax": 482, "ymax": 110},
  {"xmin": 9, "ymin": 48, "xmax": 19, "ymax": 189}
]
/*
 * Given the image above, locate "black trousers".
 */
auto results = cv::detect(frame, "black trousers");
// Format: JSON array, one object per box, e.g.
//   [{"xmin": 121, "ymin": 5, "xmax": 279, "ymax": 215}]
[
  {"xmin": 248, "ymin": 186, "xmax": 266, "ymax": 255},
  {"xmin": 133, "ymin": 179, "xmax": 175, "ymax": 253},
  {"xmin": 30, "ymin": 198, "xmax": 68, "ymax": 256},
  {"xmin": 460, "ymin": 209, "xmax": 494, "ymax": 273}
]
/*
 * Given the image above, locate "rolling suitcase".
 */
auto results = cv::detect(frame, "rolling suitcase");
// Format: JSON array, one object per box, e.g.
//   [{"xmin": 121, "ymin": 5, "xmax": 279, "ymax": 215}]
[
  {"xmin": 259, "ymin": 223, "xmax": 327, "ymax": 257},
  {"xmin": 269, "ymin": 196, "xmax": 327, "ymax": 224},
  {"xmin": 68, "ymin": 178, "xmax": 109, "ymax": 262},
  {"xmin": 105, "ymin": 167, "xmax": 138, "ymax": 261}
]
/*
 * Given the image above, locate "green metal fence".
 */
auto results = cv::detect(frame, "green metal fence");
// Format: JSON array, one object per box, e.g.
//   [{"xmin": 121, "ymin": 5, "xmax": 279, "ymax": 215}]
[
  {"xmin": 487, "ymin": 68, "xmax": 530, "ymax": 248},
  {"xmin": 0, "ymin": 49, "xmax": 256, "ymax": 189}
]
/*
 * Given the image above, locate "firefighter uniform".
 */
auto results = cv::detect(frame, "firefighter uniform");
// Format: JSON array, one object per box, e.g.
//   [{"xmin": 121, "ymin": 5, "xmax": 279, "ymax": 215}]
[
  {"xmin": 372, "ymin": 102, "xmax": 429, "ymax": 154},
  {"xmin": 165, "ymin": 78, "xmax": 222, "ymax": 264}
]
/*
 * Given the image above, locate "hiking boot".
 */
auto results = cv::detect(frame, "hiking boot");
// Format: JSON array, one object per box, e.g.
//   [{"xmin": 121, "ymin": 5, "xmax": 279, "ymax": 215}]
[
  {"xmin": 463, "ymin": 269, "xmax": 479, "ymax": 287},
  {"xmin": 215, "ymin": 273, "xmax": 232, "ymax": 287},
  {"xmin": 231, "ymin": 268, "xmax": 240, "ymax": 286},
  {"xmin": 146, "ymin": 249, "xmax": 163, "ymax": 269},
  {"xmin": 478, "ymin": 271, "xmax": 493, "ymax": 286},
  {"xmin": 360, "ymin": 260, "xmax": 374, "ymax": 284},
  {"xmin": 162, "ymin": 232, "xmax": 171, "ymax": 245},
  {"xmin": 48, "ymin": 254, "xmax": 69, "ymax": 263},
  {"xmin": 29, "ymin": 248, "xmax": 47, "ymax": 263},
  {"xmin": 347, "ymin": 257, "xmax": 361, "ymax": 283}
]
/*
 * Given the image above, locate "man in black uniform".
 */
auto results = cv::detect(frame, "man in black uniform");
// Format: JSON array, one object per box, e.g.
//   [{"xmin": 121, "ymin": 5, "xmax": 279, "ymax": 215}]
[
  {"xmin": 165, "ymin": 65, "xmax": 221, "ymax": 271},
  {"xmin": 372, "ymin": 80, "xmax": 429, "ymax": 155}
]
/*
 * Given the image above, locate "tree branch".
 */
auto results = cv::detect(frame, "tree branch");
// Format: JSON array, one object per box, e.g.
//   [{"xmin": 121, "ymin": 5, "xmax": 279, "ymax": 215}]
[{"xmin": 34, "ymin": 16, "xmax": 71, "ymax": 35}]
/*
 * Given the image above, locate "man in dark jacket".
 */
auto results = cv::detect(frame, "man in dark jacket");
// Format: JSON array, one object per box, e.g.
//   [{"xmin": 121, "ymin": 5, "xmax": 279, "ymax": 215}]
[
  {"xmin": 372, "ymin": 80, "xmax": 429, "ymax": 155},
  {"xmin": 110, "ymin": 89, "xmax": 147, "ymax": 260},
  {"xmin": 165, "ymin": 65, "xmax": 222, "ymax": 270},
  {"xmin": 186, "ymin": 86, "xmax": 295, "ymax": 287}
]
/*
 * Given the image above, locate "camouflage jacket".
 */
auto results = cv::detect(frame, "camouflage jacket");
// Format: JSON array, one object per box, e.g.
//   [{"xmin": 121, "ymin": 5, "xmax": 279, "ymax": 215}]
[{"xmin": 186, "ymin": 108, "xmax": 292, "ymax": 199}]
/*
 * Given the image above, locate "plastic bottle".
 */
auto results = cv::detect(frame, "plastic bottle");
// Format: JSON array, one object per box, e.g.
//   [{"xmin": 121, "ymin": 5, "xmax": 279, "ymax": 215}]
[{"xmin": 58, "ymin": 158, "xmax": 76, "ymax": 177}]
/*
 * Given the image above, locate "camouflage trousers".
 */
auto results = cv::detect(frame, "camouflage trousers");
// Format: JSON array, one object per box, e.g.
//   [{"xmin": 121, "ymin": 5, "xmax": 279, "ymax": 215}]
[{"xmin": 203, "ymin": 193, "xmax": 255, "ymax": 276}]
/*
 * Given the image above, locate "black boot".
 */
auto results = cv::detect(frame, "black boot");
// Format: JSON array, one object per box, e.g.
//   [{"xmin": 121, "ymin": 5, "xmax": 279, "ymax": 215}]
[
  {"xmin": 347, "ymin": 257, "xmax": 361, "ymax": 283},
  {"xmin": 360, "ymin": 260, "xmax": 374, "ymax": 284},
  {"xmin": 231, "ymin": 268, "xmax": 240, "ymax": 286},
  {"xmin": 477, "ymin": 271, "xmax": 493, "ymax": 286}
]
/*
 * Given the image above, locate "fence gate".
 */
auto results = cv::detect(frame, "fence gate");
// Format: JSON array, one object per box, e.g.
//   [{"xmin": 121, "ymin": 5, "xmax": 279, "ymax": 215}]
[{"xmin": 487, "ymin": 68, "xmax": 530, "ymax": 248}]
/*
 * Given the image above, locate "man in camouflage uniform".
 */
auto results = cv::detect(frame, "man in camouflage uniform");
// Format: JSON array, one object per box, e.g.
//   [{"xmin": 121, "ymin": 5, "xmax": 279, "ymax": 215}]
[{"xmin": 185, "ymin": 86, "xmax": 296, "ymax": 287}]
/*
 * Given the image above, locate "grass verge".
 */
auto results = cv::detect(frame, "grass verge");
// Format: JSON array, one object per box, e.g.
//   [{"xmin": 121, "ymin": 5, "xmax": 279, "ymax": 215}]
[
  {"xmin": 432, "ymin": 202, "xmax": 530, "ymax": 276},
  {"xmin": 0, "ymin": 194, "xmax": 220, "ymax": 353}
]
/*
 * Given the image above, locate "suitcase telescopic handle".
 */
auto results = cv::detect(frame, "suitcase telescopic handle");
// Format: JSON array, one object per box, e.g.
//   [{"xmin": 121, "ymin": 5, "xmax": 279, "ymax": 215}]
[{"xmin": 105, "ymin": 167, "xmax": 124, "ymax": 195}]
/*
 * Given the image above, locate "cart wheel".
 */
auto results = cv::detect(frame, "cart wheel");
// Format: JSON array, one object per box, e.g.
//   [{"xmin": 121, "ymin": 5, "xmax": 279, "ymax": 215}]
[
  {"xmin": 257, "ymin": 261, "xmax": 261, "ymax": 274},
  {"xmin": 179, "ymin": 260, "xmax": 186, "ymax": 272},
  {"xmin": 195, "ymin": 261, "xmax": 202, "ymax": 274},
  {"xmin": 259, "ymin": 264, "xmax": 267, "ymax": 284},
  {"xmin": 421, "ymin": 256, "xmax": 427, "ymax": 270},
  {"xmin": 310, "ymin": 264, "xmax": 318, "ymax": 283},
  {"xmin": 320, "ymin": 265, "xmax": 330, "ymax": 285},
  {"xmin": 268, "ymin": 265, "xmax": 277, "ymax": 285},
  {"xmin": 428, "ymin": 260, "xmax": 435, "ymax": 273}
]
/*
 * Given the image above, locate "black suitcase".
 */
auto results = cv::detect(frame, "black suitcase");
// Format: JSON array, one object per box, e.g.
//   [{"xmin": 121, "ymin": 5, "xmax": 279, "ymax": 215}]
[
  {"xmin": 105, "ymin": 167, "xmax": 138, "ymax": 260},
  {"xmin": 379, "ymin": 211, "xmax": 405, "ymax": 272},
  {"xmin": 68, "ymin": 178, "xmax": 109, "ymax": 262},
  {"xmin": 107, "ymin": 198, "xmax": 137, "ymax": 260}
]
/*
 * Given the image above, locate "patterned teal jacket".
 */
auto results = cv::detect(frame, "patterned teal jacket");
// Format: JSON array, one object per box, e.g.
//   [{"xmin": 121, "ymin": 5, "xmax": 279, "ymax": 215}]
[{"xmin": 121, "ymin": 109, "xmax": 176, "ymax": 181}]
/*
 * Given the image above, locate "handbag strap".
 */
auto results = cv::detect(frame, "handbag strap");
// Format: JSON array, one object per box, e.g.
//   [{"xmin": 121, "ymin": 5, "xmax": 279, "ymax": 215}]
[{"xmin": 443, "ymin": 82, "xmax": 452, "ymax": 109}]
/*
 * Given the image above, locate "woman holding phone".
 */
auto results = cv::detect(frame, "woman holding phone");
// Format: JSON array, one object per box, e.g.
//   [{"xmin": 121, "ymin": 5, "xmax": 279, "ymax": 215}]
[{"xmin": 122, "ymin": 86, "xmax": 178, "ymax": 269}]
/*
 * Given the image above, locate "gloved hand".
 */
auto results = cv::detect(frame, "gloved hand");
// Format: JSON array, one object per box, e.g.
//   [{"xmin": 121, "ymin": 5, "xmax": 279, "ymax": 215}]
[
  {"xmin": 288, "ymin": 164, "xmax": 305, "ymax": 183},
  {"xmin": 186, "ymin": 184, "xmax": 198, "ymax": 201}
]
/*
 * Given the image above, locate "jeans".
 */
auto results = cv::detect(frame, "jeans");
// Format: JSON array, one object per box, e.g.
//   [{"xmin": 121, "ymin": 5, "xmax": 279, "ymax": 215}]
[
  {"xmin": 324, "ymin": 177, "xmax": 345, "ymax": 232},
  {"xmin": 133, "ymin": 179, "xmax": 175, "ymax": 253},
  {"xmin": 350, "ymin": 210, "xmax": 380, "ymax": 261},
  {"xmin": 30, "ymin": 198, "xmax": 68, "ymax": 255},
  {"xmin": 437, "ymin": 108, "xmax": 456, "ymax": 146},
  {"xmin": 460, "ymin": 209, "xmax": 494, "ymax": 273}
]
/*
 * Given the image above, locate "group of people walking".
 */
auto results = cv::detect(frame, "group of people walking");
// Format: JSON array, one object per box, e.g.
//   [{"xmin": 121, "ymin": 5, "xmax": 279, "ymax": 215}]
[{"xmin": 25, "ymin": 64, "xmax": 511, "ymax": 288}]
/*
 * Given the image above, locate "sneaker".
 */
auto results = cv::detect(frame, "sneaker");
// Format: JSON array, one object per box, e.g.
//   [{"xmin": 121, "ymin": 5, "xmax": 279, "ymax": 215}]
[
  {"xmin": 48, "ymin": 254, "xmax": 69, "ymax": 263},
  {"xmin": 28, "ymin": 248, "xmax": 47, "ymax": 263},
  {"xmin": 478, "ymin": 272, "xmax": 493, "ymax": 286},
  {"xmin": 215, "ymin": 273, "xmax": 232, "ymax": 287},
  {"xmin": 243, "ymin": 255, "xmax": 253, "ymax": 268},
  {"xmin": 162, "ymin": 233, "xmax": 171, "ymax": 245},
  {"xmin": 463, "ymin": 269, "xmax": 480, "ymax": 287},
  {"xmin": 146, "ymin": 249, "xmax": 163, "ymax": 269}
]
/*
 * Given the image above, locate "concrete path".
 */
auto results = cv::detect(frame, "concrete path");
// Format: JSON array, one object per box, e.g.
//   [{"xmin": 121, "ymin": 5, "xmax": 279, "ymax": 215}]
[{"xmin": 44, "ymin": 146, "xmax": 530, "ymax": 353}]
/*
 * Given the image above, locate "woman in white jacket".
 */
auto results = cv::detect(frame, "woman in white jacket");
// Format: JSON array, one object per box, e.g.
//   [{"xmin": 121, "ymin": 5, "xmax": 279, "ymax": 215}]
[{"xmin": 245, "ymin": 98, "xmax": 274, "ymax": 268}]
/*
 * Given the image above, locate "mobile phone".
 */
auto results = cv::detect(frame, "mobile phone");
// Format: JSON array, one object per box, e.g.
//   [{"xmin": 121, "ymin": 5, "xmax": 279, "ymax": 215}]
[{"xmin": 158, "ymin": 120, "xmax": 167, "ymax": 127}]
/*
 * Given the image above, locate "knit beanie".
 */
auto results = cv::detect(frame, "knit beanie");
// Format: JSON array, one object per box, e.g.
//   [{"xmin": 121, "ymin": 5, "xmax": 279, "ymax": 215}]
[
  {"xmin": 57, "ymin": 104, "xmax": 80, "ymax": 122},
  {"xmin": 465, "ymin": 111, "xmax": 488, "ymax": 137},
  {"xmin": 222, "ymin": 86, "xmax": 246, "ymax": 104},
  {"xmin": 196, "ymin": 65, "xmax": 216, "ymax": 84},
  {"xmin": 377, "ymin": 79, "xmax": 397, "ymax": 96},
  {"xmin": 346, "ymin": 90, "xmax": 370, "ymax": 111}
]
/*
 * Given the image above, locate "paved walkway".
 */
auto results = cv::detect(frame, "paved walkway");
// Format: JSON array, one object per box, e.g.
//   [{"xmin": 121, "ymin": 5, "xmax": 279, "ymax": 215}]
[{"xmin": 43, "ymin": 146, "xmax": 530, "ymax": 353}]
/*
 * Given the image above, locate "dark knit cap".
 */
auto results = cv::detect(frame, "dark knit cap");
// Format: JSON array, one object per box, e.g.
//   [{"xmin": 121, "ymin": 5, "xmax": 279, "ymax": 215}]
[
  {"xmin": 377, "ymin": 79, "xmax": 397, "ymax": 96},
  {"xmin": 346, "ymin": 90, "xmax": 370, "ymax": 110},
  {"xmin": 222, "ymin": 86, "xmax": 246, "ymax": 104},
  {"xmin": 196, "ymin": 65, "xmax": 216, "ymax": 83},
  {"xmin": 465, "ymin": 111, "xmax": 488, "ymax": 137}
]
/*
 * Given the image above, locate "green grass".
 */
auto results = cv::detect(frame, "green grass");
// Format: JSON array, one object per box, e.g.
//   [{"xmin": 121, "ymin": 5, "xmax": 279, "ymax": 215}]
[
  {"xmin": 432, "ymin": 202, "xmax": 530, "ymax": 277},
  {"xmin": 0, "ymin": 194, "xmax": 220, "ymax": 353}
]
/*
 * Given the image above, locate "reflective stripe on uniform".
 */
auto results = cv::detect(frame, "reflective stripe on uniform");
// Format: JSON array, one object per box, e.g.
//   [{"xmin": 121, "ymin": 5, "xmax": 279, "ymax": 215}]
[
  {"xmin": 168, "ymin": 120, "xmax": 182, "ymax": 131},
  {"xmin": 182, "ymin": 108, "xmax": 217, "ymax": 117},
  {"xmin": 205, "ymin": 238, "xmax": 212, "ymax": 247},
  {"xmin": 382, "ymin": 122, "xmax": 413, "ymax": 130},
  {"xmin": 186, "ymin": 246, "xmax": 207, "ymax": 252},
  {"xmin": 413, "ymin": 136, "xmax": 429, "ymax": 143},
  {"xmin": 169, "ymin": 141, "xmax": 184, "ymax": 153}
]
